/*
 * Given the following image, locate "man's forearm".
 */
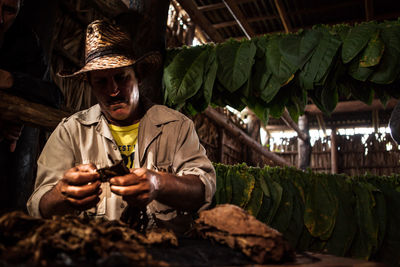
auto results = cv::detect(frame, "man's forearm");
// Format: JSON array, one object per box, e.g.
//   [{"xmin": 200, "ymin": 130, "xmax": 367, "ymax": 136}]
[
  {"xmin": 156, "ymin": 173, "xmax": 205, "ymax": 212},
  {"xmin": 39, "ymin": 183, "xmax": 74, "ymax": 218}
]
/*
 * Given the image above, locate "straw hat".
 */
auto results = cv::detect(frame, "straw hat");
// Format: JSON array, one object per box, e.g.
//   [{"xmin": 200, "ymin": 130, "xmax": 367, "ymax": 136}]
[{"xmin": 59, "ymin": 20, "xmax": 161, "ymax": 77}]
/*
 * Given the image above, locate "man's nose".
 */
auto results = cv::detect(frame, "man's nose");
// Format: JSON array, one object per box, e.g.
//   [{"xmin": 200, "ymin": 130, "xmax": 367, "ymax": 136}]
[{"xmin": 108, "ymin": 78, "xmax": 119, "ymax": 96}]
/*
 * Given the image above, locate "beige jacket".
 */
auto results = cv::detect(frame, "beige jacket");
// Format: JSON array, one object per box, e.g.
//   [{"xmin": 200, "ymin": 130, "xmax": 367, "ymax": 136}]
[{"xmin": 27, "ymin": 104, "xmax": 216, "ymax": 227}]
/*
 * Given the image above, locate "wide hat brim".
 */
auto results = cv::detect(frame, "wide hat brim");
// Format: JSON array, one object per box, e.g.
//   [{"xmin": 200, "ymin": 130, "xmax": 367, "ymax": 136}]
[{"xmin": 58, "ymin": 51, "xmax": 162, "ymax": 78}]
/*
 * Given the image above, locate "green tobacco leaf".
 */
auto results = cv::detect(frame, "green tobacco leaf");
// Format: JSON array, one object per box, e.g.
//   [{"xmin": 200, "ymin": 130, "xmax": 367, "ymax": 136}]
[
  {"xmin": 257, "ymin": 167, "xmax": 273, "ymax": 223},
  {"xmin": 342, "ymin": 23, "xmax": 377, "ymax": 63},
  {"xmin": 304, "ymin": 174, "xmax": 338, "ymax": 240},
  {"xmin": 216, "ymin": 40, "xmax": 256, "ymax": 92},
  {"xmin": 261, "ymin": 74, "xmax": 281, "ymax": 103},
  {"xmin": 370, "ymin": 24, "xmax": 400, "ymax": 84},
  {"xmin": 266, "ymin": 37, "xmax": 297, "ymax": 85},
  {"xmin": 325, "ymin": 177, "xmax": 356, "ymax": 256},
  {"xmin": 350, "ymin": 182, "xmax": 379, "ymax": 260},
  {"xmin": 263, "ymin": 169, "xmax": 283, "ymax": 224},
  {"xmin": 271, "ymin": 175, "xmax": 294, "ymax": 235},
  {"xmin": 214, "ymin": 164, "xmax": 228, "ymax": 204},
  {"xmin": 299, "ymin": 29, "xmax": 341, "ymax": 90},
  {"xmin": 348, "ymin": 54, "xmax": 374, "ymax": 82},
  {"xmin": 164, "ymin": 46, "xmax": 208, "ymax": 105},
  {"xmin": 245, "ymin": 168, "xmax": 264, "ymax": 217},
  {"xmin": 360, "ymin": 30, "xmax": 385, "ymax": 67},
  {"xmin": 229, "ymin": 164, "xmax": 255, "ymax": 208},
  {"xmin": 189, "ymin": 46, "xmax": 218, "ymax": 113},
  {"xmin": 252, "ymin": 37, "xmax": 271, "ymax": 94},
  {"xmin": 280, "ymin": 30, "xmax": 321, "ymax": 70}
]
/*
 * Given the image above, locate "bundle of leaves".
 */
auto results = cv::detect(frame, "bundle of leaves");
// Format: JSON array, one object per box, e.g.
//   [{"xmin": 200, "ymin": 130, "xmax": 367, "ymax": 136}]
[
  {"xmin": 212, "ymin": 163, "xmax": 400, "ymax": 266},
  {"xmin": 163, "ymin": 19, "xmax": 400, "ymax": 124}
]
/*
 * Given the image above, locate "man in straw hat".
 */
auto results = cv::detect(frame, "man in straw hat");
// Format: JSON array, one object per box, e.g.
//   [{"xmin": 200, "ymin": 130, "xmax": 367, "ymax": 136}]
[{"xmin": 27, "ymin": 20, "xmax": 215, "ymax": 232}]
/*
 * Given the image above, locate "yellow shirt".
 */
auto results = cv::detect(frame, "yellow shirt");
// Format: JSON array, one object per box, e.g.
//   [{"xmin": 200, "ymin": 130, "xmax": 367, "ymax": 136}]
[{"xmin": 108, "ymin": 122, "xmax": 139, "ymax": 169}]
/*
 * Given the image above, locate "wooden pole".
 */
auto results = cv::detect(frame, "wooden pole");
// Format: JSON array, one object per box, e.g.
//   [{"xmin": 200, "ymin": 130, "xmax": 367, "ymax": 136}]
[
  {"xmin": 331, "ymin": 127, "xmax": 338, "ymax": 174},
  {"xmin": 281, "ymin": 108, "xmax": 309, "ymax": 142},
  {"xmin": 203, "ymin": 107, "xmax": 294, "ymax": 167},
  {"xmin": 0, "ymin": 91, "xmax": 70, "ymax": 130},
  {"xmin": 297, "ymin": 115, "xmax": 311, "ymax": 170}
]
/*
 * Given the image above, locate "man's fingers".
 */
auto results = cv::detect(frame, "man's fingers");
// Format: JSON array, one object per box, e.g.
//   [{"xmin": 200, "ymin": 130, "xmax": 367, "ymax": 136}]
[
  {"xmin": 66, "ymin": 195, "xmax": 100, "ymax": 209},
  {"xmin": 110, "ymin": 184, "xmax": 148, "ymax": 196},
  {"xmin": 61, "ymin": 181, "xmax": 101, "ymax": 199},
  {"xmin": 76, "ymin": 163, "xmax": 98, "ymax": 172},
  {"xmin": 64, "ymin": 170, "xmax": 99, "ymax": 185}
]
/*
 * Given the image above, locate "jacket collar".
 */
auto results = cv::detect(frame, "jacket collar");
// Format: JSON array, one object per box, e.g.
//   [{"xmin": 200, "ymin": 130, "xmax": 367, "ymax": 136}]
[{"xmin": 75, "ymin": 103, "xmax": 179, "ymax": 127}]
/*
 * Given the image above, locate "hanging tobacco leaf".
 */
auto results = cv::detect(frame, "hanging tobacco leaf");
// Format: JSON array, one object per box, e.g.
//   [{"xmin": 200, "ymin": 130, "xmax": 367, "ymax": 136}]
[
  {"xmin": 325, "ymin": 176, "xmax": 356, "ymax": 256},
  {"xmin": 244, "ymin": 168, "xmax": 264, "ymax": 217},
  {"xmin": 342, "ymin": 22, "xmax": 377, "ymax": 64},
  {"xmin": 360, "ymin": 30, "xmax": 385, "ymax": 67},
  {"xmin": 216, "ymin": 39, "xmax": 256, "ymax": 92},
  {"xmin": 304, "ymin": 174, "xmax": 338, "ymax": 240},
  {"xmin": 229, "ymin": 164, "xmax": 255, "ymax": 208},
  {"xmin": 299, "ymin": 28, "xmax": 341, "ymax": 90},
  {"xmin": 369, "ymin": 23, "xmax": 400, "ymax": 84},
  {"xmin": 266, "ymin": 36, "xmax": 297, "ymax": 85},
  {"xmin": 348, "ymin": 53, "xmax": 374, "ymax": 82},
  {"xmin": 164, "ymin": 46, "xmax": 208, "ymax": 105},
  {"xmin": 279, "ymin": 29, "xmax": 320, "ymax": 70}
]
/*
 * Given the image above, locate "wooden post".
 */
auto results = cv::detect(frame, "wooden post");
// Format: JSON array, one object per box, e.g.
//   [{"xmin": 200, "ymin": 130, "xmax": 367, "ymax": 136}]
[
  {"xmin": 331, "ymin": 127, "xmax": 338, "ymax": 174},
  {"xmin": 297, "ymin": 115, "xmax": 311, "ymax": 170}
]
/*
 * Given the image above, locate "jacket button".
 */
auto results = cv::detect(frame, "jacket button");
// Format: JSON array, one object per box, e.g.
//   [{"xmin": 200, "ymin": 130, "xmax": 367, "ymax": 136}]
[
  {"xmin": 120, "ymin": 203, "xmax": 125, "ymax": 208},
  {"xmin": 113, "ymin": 145, "xmax": 117, "ymax": 150}
]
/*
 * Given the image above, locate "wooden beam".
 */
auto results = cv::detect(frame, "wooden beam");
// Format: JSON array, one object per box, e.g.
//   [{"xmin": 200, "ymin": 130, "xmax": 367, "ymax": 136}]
[
  {"xmin": 0, "ymin": 91, "xmax": 70, "ymax": 131},
  {"xmin": 305, "ymin": 99, "xmax": 398, "ymax": 115},
  {"xmin": 273, "ymin": 0, "xmax": 292, "ymax": 33},
  {"xmin": 197, "ymin": 0, "xmax": 253, "ymax": 12},
  {"xmin": 222, "ymin": 0, "xmax": 255, "ymax": 39},
  {"xmin": 176, "ymin": 0, "xmax": 225, "ymax": 43},
  {"xmin": 365, "ymin": 0, "xmax": 374, "ymax": 21},
  {"xmin": 281, "ymin": 109, "xmax": 309, "ymax": 142},
  {"xmin": 213, "ymin": 14, "xmax": 279, "ymax": 29},
  {"xmin": 203, "ymin": 107, "xmax": 294, "ymax": 167}
]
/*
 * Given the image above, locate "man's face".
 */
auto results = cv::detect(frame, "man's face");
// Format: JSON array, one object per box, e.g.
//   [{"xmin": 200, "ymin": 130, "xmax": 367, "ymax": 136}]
[
  {"xmin": 0, "ymin": 0, "xmax": 20, "ymax": 45},
  {"xmin": 89, "ymin": 66, "xmax": 140, "ymax": 126}
]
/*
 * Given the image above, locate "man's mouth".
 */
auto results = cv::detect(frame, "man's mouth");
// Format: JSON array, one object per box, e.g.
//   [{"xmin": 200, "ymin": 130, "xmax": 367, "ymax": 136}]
[{"xmin": 106, "ymin": 97, "xmax": 127, "ymax": 106}]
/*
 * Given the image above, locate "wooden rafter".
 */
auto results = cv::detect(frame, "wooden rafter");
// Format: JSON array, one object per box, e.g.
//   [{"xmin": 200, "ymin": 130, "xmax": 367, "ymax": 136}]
[
  {"xmin": 197, "ymin": 0, "xmax": 253, "ymax": 12},
  {"xmin": 213, "ymin": 14, "xmax": 279, "ymax": 29},
  {"xmin": 365, "ymin": 0, "xmax": 374, "ymax": 21},
  {"xmin": 305, "ymin": 99, "xmax": 398, "ymax": 115},
  {"xmin": 222, "ymin": 0, "xmax": 254, "ymax": 39},
  {"xmin": 176, "ymin": 0, "xmax": 224, "ymax": 43},
  {"xmin": 273, "ymin": 0, "xmax": 293, "ymax": 33}
]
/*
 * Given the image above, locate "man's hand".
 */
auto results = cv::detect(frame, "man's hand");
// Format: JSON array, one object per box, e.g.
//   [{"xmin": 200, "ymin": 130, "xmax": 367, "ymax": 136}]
[
  {"xmin": 0, "ymin": 69, "xmax": 13, "ymax": 89},
  {"xmin": 58, "ymin": 164, "xmax": 102, "ymax": 210},
  {"xmin": 0, "ymin": 120, "xmax": 24, "ymax": 152},
  {"xmin": 110, "ymin": 168, "xmax": 160, "ymax": 207},
  {"xmin": 39, "ymin": 163, "xmax": 102, "ymax": 218}
]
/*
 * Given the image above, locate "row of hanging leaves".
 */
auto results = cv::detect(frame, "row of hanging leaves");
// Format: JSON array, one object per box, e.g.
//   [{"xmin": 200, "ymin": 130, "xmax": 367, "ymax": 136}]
[
  {"xmin": 212, "ymin": 163, "xmax": 400, "ymax": 265},
  {"xmin": 163, "ymin": 19, "xmax": 400, "ymax": 124}
]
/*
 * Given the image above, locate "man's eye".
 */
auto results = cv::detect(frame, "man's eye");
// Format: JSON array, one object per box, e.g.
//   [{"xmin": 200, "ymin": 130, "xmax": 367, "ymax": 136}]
[
  {"xmin": 115, "ymin": 75, "xmax": 127, "ymax": 82},
  {"xmin": 3, "ymin": 6, "xmax": 17, "ymax": 14},
  {"xmin": 94, "ymin": 79, "xmax": 106, "ymax": 85}
]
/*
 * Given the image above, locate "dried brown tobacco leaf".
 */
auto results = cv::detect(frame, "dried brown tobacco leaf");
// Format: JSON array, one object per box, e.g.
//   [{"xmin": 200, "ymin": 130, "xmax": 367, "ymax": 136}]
[
  {"xmin": 0, "ymin": 211, "xmax": 172, "ymax": 266},
  {"xmin": 193, "ymin": 204, "xmax": 295, "ymax": 264}
]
